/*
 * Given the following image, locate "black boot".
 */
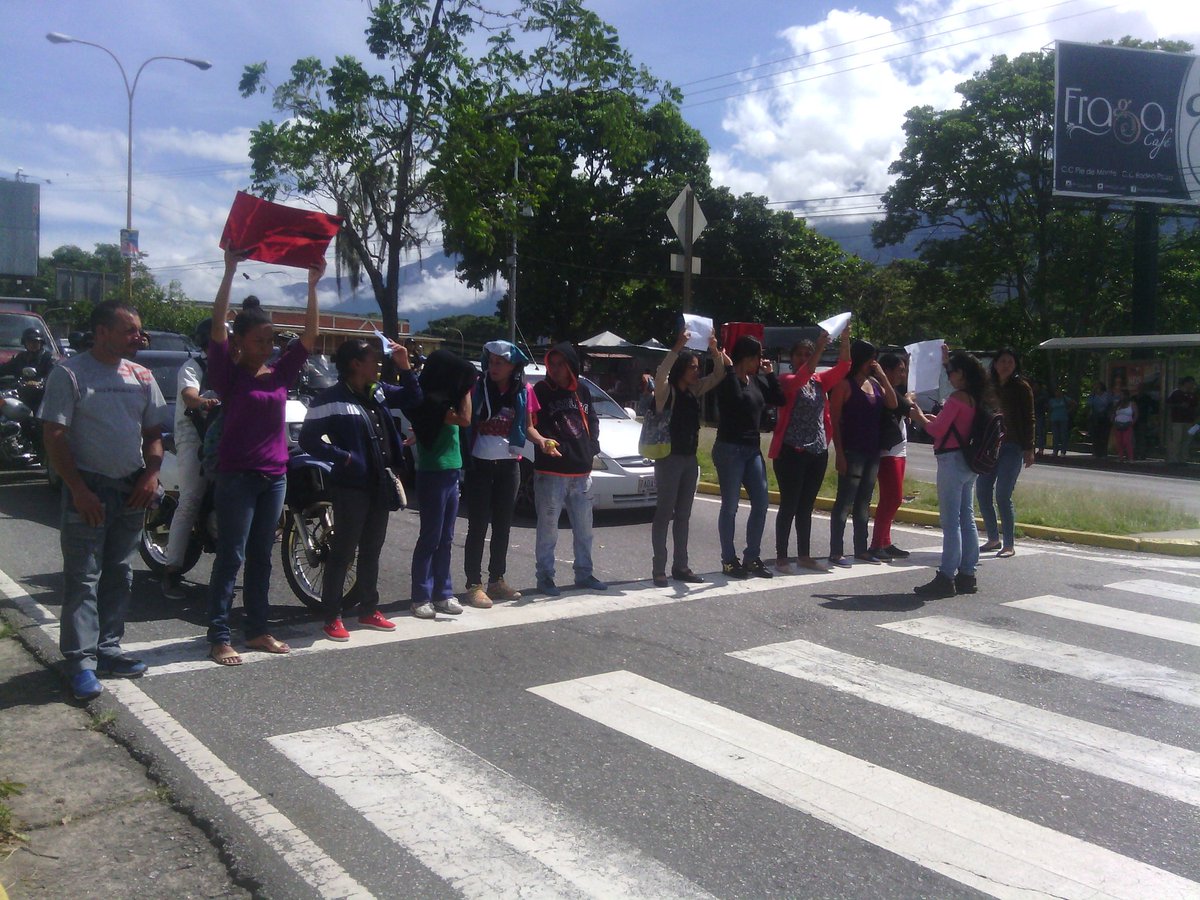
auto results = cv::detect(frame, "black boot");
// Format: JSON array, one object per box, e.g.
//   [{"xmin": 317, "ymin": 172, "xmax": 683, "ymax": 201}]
[
  {"xmin": 954, "ymin": 572, "xmax": 978, "ymax": 594},
  {"xmin": 914, "ymin": 571, "xmax": 956, "ymax": 598}
]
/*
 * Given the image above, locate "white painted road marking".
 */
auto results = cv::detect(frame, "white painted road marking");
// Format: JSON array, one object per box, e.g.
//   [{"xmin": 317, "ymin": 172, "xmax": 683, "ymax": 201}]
[
  {"xmin": 880, "ymin": 615, "xmax": 1200, "ymax": 708},
  {"xmin": 1005, "ymin": 595, "xmax": 1200, "ymax": 646},
  {"xmin": 0, "ymin": 567, "xmax": 373, "ymax": 900},
  {"xmin": 1108, "ymin": 579, "xmax": 1200, "ymax": 607},
  {"xmin": 122, "ymin": 547, "xmax": 945, "ymax": 677},
  {"xmin": 268, "ymin": 715, "xmax": 715, "ymax": 900},
  {"xmin": 530, "ymin": 670, "xmax": 1199, "ymax": 899},
  {"xmin": 730, "ymin": 638, "xmax": 1200, "ymax": 806}
]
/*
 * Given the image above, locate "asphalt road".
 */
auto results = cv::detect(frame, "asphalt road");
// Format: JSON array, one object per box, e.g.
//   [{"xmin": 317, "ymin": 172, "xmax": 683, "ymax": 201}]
[{"xmin": 1, "ymin": 468, "xmax": 1197, "ymax": 898}]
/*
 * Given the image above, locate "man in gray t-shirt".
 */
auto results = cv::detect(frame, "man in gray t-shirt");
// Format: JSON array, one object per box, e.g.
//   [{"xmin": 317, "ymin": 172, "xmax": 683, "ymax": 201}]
[{"xmin": 40, "ymin": 300, "xmax": 165, "ymax": 701}]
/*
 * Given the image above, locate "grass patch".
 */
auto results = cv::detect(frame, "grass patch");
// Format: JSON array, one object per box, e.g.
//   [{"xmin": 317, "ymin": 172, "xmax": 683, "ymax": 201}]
[
  {"xmin": 0, "ymin": 620, "xmax": 14, "ymax": 640},
  {"xmin": 0, "ymin": 778, "xmax": 26, "ymax": 849},
  {"xmin": 87, "ymin": 711, "xmax": 117, "ymax": 732},
  {"xmin": 694, "ymin": 426, "xmax": 1197, "ymax": 536}
]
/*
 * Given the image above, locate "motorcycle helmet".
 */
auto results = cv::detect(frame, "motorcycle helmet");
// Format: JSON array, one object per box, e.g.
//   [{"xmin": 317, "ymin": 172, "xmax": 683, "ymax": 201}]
[
  {"xmin": 192, "ymin": 318, "xmax": 212, "ymax": 351},
  {"xmin": 21, "ymin": 327, "xmax": 44, "ymax": 346}
]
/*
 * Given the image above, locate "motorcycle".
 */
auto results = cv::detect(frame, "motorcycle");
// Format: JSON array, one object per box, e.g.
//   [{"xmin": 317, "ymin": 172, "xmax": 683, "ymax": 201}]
[
  {"xmin": 140, "ymin": 410, "xmax": 354, "ymax": 610},
  {"xmin": 0, "ymin": 368, "xmax": 45, "ymax": 470}
]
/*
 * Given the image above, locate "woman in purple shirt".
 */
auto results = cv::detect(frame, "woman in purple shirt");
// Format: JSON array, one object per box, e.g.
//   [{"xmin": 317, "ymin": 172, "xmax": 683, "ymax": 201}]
[{"xmin": 205, "ymin": 249, "xmax": 323, "ymax": 666}]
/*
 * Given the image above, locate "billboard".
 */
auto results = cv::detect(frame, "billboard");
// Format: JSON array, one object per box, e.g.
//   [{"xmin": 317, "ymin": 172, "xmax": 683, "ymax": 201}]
[
  {"xmin": 1054, "ymin": 41, "xmax": 1200, "ymax": 205},
  {"xmin": 0, "ymin": 180, "xmax": 40, "ymax": 276}
]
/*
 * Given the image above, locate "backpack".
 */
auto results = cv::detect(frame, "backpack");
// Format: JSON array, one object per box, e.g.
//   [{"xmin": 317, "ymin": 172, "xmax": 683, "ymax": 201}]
[{"xmin": 940, "ymin": 404, "xmax": 1005, "ymax": 476}]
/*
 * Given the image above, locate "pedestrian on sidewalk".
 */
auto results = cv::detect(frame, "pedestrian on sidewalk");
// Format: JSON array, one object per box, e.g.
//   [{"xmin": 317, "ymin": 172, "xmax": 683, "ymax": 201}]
[
  {"xmin": 462, "ymin": 340, "xmax": 532, "ymax": 608},
  {"xmin": 408, "ymin": 349, "xmax": 476, "ymax": 619},
  {"xmin": 205, "ymin": 250, "xmax": 323, "ymax": 666},
  {"xmin": 827, "ymin": 340, "xmax": 897, "ymax": 568},
  {"xmin": 649, "ymin": 327, "xmax": 727, "ymax": 587},
  {"xmin": 1111, "ymin": 391, "xmax": 1137, "ymax": 463},
  {"xmin": 1086, "ymin": 380, "xmax": 1115, "ymax": 458},
  {"xmin": 712, "ymin": 334, "xmax": 786, "ymax": 579},
  {"xmin": 299, "ymin": 338, "xmax": 422, "ymax": 641},
  {"xmin": 977, "ymin": 348, "xmax": 1035, "ymax": 559},
  {"xmin": 1166, "ymin": 376, "xmax": 1197, "ymax": 466},
  {"xmin": 40, "ymin": 299, "xmax": 167, "ymax": 699},
  {"xmin": 1047, "ymin": 385, "xmax": 1075, "ymax": 457},
  {"xmin": 868, "ymin": 352, "xmax": 915, "ymax": 562},
  {"xmin": 908, "ymin": 347, "xmax": 995, "ymax": 598},
  {"xmin": 769, "ymin": 327, "xmax": 850, "ymax": 574},
  {"xmin": 528, "ymin": 342, "xmax": 608, "ymax": 595}
]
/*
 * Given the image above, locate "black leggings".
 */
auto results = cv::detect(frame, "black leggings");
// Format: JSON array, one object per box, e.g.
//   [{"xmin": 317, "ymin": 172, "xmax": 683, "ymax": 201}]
[
  {"xmin": 463, "ymin": 457, "xmax": 521, "ymax": 585},
  {"xmin": 773, "ymin": 446, "xmax": 828, "ymax": 559}
]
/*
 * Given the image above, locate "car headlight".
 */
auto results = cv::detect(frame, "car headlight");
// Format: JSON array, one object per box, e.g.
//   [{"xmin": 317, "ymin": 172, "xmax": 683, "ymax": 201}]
[{"xmin": 592, "ymin": 455, "xmax": 607, "ymax": 471}]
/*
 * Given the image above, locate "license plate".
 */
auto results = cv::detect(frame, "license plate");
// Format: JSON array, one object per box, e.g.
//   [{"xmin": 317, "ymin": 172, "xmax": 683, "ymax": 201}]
[{"xmin": 638, "ymin": 475, "xmax": 656, "ymax": 494}]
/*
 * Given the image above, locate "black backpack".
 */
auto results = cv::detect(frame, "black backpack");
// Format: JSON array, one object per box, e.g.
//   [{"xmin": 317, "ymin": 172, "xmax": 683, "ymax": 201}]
[{"xmin": 941, "ymin": 404, "xmax": 1005, "ymax": 476}]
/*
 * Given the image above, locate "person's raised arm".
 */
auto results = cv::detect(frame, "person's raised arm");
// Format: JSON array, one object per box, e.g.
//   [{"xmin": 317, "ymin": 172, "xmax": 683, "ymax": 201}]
[
  {"xmin": 444, "ymin": 390, "xmax": 472, "ymax": 427},
  {"xmin": 212, "ymin": 248, "xmax": 243, "ymax": 346},
  {"xmin": 870, "ymin": 360, "xmax": 899, "ymax": 410},
  {"xmin": 829, "ymin": 380, "xmax": 849, "ymax": 475},
  {"xmin": 300, "ymin": 259, "xmax": 326, "ymax": 353}
]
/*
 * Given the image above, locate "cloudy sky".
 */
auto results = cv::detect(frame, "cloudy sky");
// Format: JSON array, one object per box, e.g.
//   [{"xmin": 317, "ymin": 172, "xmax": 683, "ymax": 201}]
[{"xmin": 2, "ymin": 0, "xmax": 1197, "ymax": 327}]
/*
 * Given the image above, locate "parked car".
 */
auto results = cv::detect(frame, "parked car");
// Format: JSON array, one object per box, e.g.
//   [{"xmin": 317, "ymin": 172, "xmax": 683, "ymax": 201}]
[{"xmin": 0, "ymin": 310, "xmax": 61, "ymax": 367}]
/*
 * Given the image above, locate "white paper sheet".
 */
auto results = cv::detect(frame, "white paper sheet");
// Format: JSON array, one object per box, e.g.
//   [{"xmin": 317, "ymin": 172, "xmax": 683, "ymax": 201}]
[
  {"xmin": 904, "ymin": 339, "xmax": 944, "ymax": 395},
  {"xmin": 372, "ymin": 327, "xmax": 401, "ymax": 356},
  {"xmin": 682, "ymin": 314, "xmax": 713, "ymax": 351},
  {"xmin": 816, "ymin": 312, "xmax": 851, "ymax": 340}
]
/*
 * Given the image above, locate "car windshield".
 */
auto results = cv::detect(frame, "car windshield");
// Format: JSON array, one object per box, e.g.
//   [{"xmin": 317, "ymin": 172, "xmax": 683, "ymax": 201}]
[
  {"xmin": 0, "ymin": 314, "xmax": 50, "ymax": 351},
  {"xmin": 525, "ymin": 374, "xmax": 628, "ymax": 419}
]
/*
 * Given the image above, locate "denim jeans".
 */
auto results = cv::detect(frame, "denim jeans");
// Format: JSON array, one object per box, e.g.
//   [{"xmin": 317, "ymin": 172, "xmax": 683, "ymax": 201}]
[
  {"xmin": 208, "ymin": 471, "xmax": 286, "ymax": 646},
  {"xmin": 976, "ymin": 441, "xmax": 1023, "ymax": 547},
  {"xmin": 464, "ymin": 458, "xmax": 521, "ymax": 585},
  {"xmin": 651, "ymin": 454, "xmax": 700, "ymax": 577},
  {"xmin": 412, "ymin": 469, "xmax": 461, "ymax": 604},
  {"xmin": 59, "ymin": 471, "xmax": 146, "ymax": 674},
  {"xmin": 534, "ymin": 472, "xmax": 594, "ymax": 583},
  {"xmin": 711, "ymin": 440, "xmax": 769, "ymax": 563},
  {"xmin": 1050, "ymin": 418, "xmax": 1070, "ymax": 456},
  {"xmin": 828, "ymin": 450, "xmax": 880, "ymax": 559},
  {"xmin": 935, "ymin": 451, "xmax": 979, "ymax": 578},
  {"xmin": 322, "ymin": 483, "xmax": 390, "ymax": 623}
]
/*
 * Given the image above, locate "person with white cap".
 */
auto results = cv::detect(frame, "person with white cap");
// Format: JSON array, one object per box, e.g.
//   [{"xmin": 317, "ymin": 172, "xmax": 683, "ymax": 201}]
[{"xmin": 462, "ymin": 340, "xmax": 533, "ymax": 608}]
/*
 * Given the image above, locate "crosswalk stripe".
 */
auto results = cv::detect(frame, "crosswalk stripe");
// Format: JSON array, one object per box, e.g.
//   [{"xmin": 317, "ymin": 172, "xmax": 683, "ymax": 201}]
[
  {"xmin": 121, "ymin": 548, "xmax": 945, "ymax": 677},
  {"xmin": 268, "ymin": 715, "xmax": 715, "ymax": 900},
  {"xmin": 879, "ymin": 615, "xmax": 1200, "ymax": 708},
  {"xmin": 1107, "ymin": 579, "xmax": 1200, "ymax": 607},
  {"xmin": 530, "ymin": 670, "xmax": 1198, "ymax": 899},
  {"xmin": 1004, "ymin": 595, "xmax": 1200, "ymax": 646},
  {"xmin": 730, "ymin": 639, "xmax": 1200, "ymax": 806}
]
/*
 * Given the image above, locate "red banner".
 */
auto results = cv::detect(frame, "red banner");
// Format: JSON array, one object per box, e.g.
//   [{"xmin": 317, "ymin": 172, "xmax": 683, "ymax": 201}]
[{"xmin": 219, "ymin": 191, "xmax": 342, "ymax": 269}]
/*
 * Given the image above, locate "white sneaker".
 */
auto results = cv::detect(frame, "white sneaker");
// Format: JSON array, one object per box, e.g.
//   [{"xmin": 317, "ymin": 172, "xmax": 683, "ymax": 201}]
[
  {"xmin": 433, "ymin": 597, "xmax": 463, "ymax": 615},
  {"xmin": 412, "ymin": 602, "xmax": 435, "ymax": 619}
]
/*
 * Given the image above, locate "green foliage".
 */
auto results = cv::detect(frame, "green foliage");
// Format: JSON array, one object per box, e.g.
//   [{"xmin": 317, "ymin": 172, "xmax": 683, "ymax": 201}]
[
  {"xmin": 426, "ymin": 313, "xmax": 507, "ymax": 347},
  {"xmin": 0, "ymin": 777, "xmax": 25, "ymax": 848}
]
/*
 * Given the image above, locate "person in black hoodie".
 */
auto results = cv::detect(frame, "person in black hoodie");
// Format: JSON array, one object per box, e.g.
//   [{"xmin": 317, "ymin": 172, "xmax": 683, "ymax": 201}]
[
  {"xmin": 527, "ymin": 342, "xmax": 607, "ymax": 595},
  {"xmin": 298, "ymin": 338, "xmax": 422, "ymax": 640}
]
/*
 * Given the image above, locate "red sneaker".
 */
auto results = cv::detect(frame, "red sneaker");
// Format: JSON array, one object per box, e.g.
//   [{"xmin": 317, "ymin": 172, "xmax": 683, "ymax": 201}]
[
  {"xmin": 322, "ymin": 619, "xmax": 351, "ymax": 642},
  {"xmin": 357, "ymin": 610, "xmax": 396, "ymax": 632}
]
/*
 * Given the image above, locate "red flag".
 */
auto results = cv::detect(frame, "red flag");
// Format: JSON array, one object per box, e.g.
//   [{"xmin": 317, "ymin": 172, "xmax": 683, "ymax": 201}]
[{"xmin": 219, "ymin": 191, "xmax": 342, "ymax": 269}]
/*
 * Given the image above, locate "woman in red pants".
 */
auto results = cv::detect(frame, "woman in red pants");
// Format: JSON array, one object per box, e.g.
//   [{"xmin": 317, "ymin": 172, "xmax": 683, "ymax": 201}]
[{"xmin": 869, "ymin": 353, "xmax": 915, "ymax": 560}]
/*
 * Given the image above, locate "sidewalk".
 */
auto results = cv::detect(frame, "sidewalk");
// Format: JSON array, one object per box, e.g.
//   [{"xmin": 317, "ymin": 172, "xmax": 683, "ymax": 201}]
[{"xmin": 0, "ymin": 626, "xmax": 248, "ymax": 900}]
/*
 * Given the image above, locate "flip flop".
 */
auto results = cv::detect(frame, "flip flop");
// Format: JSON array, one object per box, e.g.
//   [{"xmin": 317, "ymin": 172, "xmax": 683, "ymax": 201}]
[
  {"xmin": 245, "ymin": 634, "xmax": 291, "ymax": 654},
  {"xmin": 209, "ymin": 644, "xmax": 243, "ymax": 666},
  {"xmin": 997, "ymin": 548, "xmax": 1016, "ymax": 558}
]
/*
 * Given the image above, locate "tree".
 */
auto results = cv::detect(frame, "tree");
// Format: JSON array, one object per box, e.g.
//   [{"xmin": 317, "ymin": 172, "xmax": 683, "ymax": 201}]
[
  {"xmin": 238, "ymin": 0, "xmax": 666, "ymax": 342},
  {"xmin": 872, "ymin": 39, "xmax": 1194, "ymax": 356}
]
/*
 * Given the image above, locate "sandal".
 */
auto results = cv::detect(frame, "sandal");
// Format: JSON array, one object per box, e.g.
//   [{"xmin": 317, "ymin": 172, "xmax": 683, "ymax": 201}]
[
  {"xmin": 209, "ymin": 644, "xmax": 243, "ymax": 667},
  {"xmin": 979, "ymin": 540, "xmax": 1002, "ymax": 553},
  {"xmin": 245, "ymin": 634, "xmax": 291, "ymax": 654},
  {"xmin": 997, "ymin": 547, "xmax": 1016, "ymax": 558}
]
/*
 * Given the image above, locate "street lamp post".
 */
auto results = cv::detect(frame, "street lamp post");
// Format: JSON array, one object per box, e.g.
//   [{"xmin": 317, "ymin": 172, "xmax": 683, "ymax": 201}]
[{"xmin": 46, "ymin": 33, "xmax": 211, "ymax": 301}]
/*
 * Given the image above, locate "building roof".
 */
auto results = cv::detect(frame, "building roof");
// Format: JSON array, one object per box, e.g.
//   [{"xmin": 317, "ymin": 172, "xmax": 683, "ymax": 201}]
[{"xmin": 1038, "ymin": 334, "xmax": 1200, "ymax": 351}]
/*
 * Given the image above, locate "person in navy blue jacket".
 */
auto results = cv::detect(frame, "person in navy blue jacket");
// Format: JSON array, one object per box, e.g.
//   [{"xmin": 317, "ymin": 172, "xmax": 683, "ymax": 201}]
[{"xmin": 299, "ymin": 338, "xmax": 422, "ymax": 641}]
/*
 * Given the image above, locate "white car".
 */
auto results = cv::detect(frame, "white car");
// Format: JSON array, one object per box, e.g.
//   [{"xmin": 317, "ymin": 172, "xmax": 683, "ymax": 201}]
[{"xmin": 517, "ymin": 372, "xmax": 657, "ymax": 513}]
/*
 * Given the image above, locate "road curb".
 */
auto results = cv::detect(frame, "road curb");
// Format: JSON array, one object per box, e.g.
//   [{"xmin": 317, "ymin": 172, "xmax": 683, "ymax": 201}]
[{"xmin": 695, "ymin": 481, "xmax": 1199, "ymax": 557}]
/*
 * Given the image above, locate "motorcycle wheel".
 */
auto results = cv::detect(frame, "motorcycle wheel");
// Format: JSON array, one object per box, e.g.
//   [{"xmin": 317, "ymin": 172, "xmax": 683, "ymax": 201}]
[
  {"xmin": 281, "ymin": 502, "xmax": 356, "ymax": 611},
  {"xmin": 140, "ymin": 494, "xmax": 202, "ymax": 576}
]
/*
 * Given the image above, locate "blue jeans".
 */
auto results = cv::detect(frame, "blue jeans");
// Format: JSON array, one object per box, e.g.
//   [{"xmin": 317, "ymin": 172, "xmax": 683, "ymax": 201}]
[
  {"xmin": 59, "ymin": 471, "xmax": 146, "ymax": 674},
  {"xmin": 976, "ymin": 442, "xmax": 1023, "ymax": 547},
  {"xmin": 828, "ymin": 450, "xmax": 880, "ymax": 559},
  {"xmin": 412, "ymin": 469, "xmax": 460, "ymax": 603},
  {"xmin": 935, "ymin": 451, "xmax": 979, "ymax": 578},
  {"xmin": 208, "ymin": 471, "xmax": 286, "ymax": 646},
  {"xmin": 534, "ymin": 473, "xmax": 594, "ymax": 582},
  {"xmin": 711, "ymin": 440, "xmax": 769, "ymax": 563}
]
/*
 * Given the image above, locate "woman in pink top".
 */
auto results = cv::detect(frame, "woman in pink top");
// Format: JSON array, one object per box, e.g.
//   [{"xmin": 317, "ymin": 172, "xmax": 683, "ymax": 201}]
[{"xmin": 908, "ymin": 347, "xmax": 994, "ymax": 599}]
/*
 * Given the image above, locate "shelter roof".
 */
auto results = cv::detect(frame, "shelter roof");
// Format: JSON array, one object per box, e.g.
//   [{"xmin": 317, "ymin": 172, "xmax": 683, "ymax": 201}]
[{"xmin": 1038, "ymin": 334, "xmax": 1200, "ymax": 351}]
